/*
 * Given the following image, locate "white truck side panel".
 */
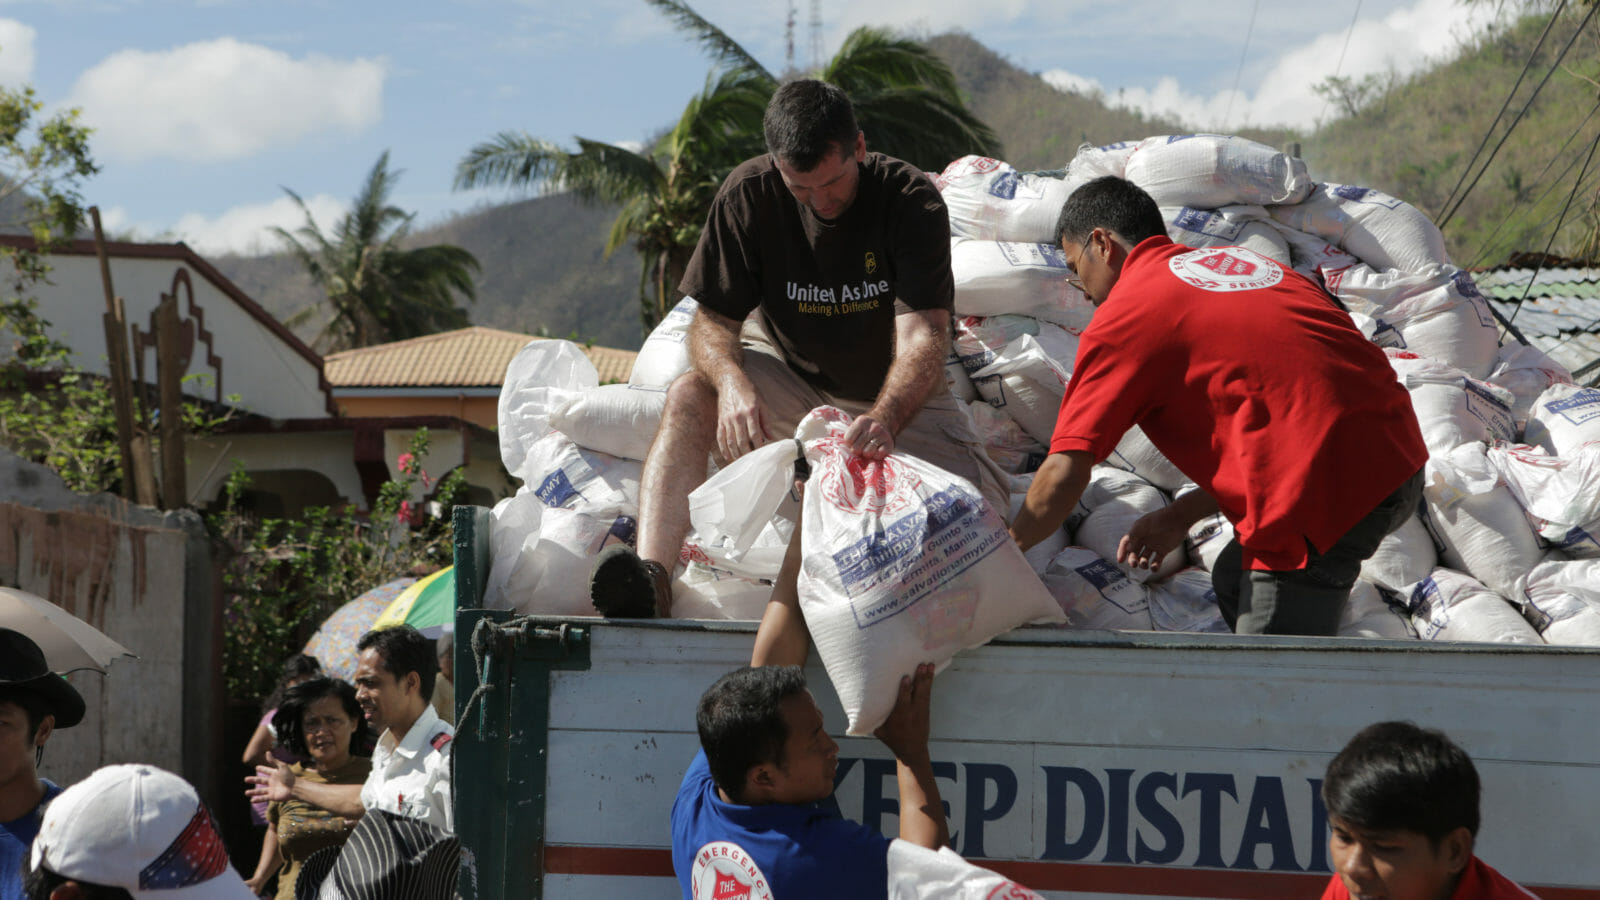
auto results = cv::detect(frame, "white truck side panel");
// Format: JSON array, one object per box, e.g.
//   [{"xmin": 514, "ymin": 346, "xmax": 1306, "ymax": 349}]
[{"xmin": 531, "ymin": 623, "xmax": 1600, "ymax": 899}]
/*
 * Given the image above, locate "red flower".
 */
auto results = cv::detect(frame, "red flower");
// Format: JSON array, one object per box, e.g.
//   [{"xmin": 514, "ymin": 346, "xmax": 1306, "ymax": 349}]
[
  {"xmin": 397, "ymin": 500, "xmax": 412, "ymax": 523},
  {"xmin": 397, "ymin": 452, "xmax": 417, "ymax": 474}
]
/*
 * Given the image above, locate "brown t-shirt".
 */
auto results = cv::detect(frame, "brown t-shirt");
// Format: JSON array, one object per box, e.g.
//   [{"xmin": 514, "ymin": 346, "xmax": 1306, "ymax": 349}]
[
  {"xmin": 268, "ymin": 757, "xmax": 373, "ymax": 900},
  {"xmin": 679, "ymin": 152, "xmax": 954, "ymax": 401}
]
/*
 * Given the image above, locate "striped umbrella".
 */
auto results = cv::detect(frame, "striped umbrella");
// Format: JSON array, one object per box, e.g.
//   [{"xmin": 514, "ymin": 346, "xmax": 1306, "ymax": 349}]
[
  {"xmin": 372, "ymin": 566, "xmax": 454, "ymax": 638},
  {"xmin": 303, "ymin": 577, "xmax": 415, "ymax": 681}
]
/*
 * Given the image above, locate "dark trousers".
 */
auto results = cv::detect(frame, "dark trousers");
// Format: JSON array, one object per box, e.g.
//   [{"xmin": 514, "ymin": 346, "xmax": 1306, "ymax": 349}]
[{"xmin": 1214, "ymin": 468, "xmax": 1424, "ymax": 636}]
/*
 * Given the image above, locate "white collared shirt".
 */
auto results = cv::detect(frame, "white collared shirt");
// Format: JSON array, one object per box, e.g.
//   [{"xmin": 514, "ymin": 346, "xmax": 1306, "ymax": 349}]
[{"xmin": 360, "ymin": 703, "xmax": 454, "ymax": 833}]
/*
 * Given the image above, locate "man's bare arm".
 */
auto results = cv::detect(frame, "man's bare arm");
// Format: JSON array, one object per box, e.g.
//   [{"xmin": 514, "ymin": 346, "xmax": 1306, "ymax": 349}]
[
  {"xmin": 874, "ymin": 663, "xmax": 947, "ymax": 850},
  {"xmin": 1009, "ymin": 450, "xmax": 1095, "ymax": 551},
  {"xmin": 247, "ymin": 762, "xmax": 366, "ymax": 820},
  {"xmin": 845, "ymin": 308, "xmax": 949, "ymax": 459},
  {"xmin": 689, "ymin": 306, "xmax": 771, "ymax": 461},
  {"xmin": 750, "ymin": 521, "xmax": 808, "ymax": 668}
]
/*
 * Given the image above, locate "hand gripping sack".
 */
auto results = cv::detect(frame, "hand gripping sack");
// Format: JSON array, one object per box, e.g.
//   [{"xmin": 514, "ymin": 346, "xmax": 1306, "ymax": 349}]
[{"xmin": 794, "ymin": 407, "xmax": 1064, "ymax": 735}]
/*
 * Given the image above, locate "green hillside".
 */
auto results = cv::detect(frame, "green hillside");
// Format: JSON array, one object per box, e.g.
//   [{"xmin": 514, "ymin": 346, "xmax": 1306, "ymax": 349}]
[
  {"xmin": 1295, "ymin": 8, "xmax": 1600, "ymax": 267},
  {"xmin": 215, "ymin": 8, "xmax": 1599, "ymax": 353}
]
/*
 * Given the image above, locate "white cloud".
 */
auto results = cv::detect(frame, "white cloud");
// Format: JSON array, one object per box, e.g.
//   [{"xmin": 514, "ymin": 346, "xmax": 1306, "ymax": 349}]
[
  {"xmin": 1040, "ymin": 0, "xmax": 1508, "ymax": 131},
  {"xmin": 0, "ymin": 19, "xmax": 35, "ymax": 86},
  {"xmin": 67, "ymin": 38, "xmax": 384, "ymax": 162},
  {"xmin": 167, "ymin": 193, "xmax": 347, "ymax": 256}
]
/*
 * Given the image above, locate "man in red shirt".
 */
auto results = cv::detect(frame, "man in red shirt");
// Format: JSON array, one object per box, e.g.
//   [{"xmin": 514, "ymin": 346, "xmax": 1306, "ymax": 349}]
[
  {"xmin": 1010, "ymin": 176, "xmax": 1426, "ymax": 635},
  {"xmin": 1321, "ymin": 721, "xmax": 1540, "ymax": 900}
]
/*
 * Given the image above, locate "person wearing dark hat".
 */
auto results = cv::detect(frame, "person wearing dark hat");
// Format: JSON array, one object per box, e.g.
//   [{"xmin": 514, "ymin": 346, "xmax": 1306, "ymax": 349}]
[{"xmin": 0, "ymin": 628, "xmax": 86, "ymax": 900}]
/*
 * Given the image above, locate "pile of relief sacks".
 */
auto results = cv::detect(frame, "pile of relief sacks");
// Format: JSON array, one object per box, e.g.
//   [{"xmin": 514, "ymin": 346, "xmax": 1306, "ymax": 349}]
[{"xmin": 484, "ymin": 133, "xmax": 1600, "ymax": 652}]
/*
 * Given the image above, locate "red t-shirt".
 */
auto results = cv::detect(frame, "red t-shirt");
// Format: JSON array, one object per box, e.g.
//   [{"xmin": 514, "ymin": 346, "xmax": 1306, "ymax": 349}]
[
  {"xmin": 1321, "ymin": 856, "xmax": 1542, "ymax": 899},
  {"xmin": 1049, "ymin": 236, "xmax": 1427, "ymax": 571}
]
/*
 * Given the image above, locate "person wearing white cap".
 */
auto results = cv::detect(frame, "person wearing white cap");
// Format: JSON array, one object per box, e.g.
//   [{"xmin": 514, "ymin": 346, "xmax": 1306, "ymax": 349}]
[{"xmin": 24, "ymin": 763, "xmax": 253, "ymax": 900}]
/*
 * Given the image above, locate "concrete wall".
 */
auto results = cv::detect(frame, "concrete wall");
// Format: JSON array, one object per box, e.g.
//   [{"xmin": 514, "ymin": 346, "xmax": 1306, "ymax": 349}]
[{"xmin": 0, "ymin": 449, "xmax": 222, "ymax": 812}]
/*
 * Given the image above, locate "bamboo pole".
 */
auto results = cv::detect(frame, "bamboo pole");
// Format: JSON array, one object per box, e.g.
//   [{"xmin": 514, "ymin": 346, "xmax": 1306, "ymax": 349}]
[
  {"xmin": 155, "ymin": 293, "xmax": 186, "ymax": 509},
  {"xmin": 90, "ymin": 208, "xmax": 146, "ymax": 503}
]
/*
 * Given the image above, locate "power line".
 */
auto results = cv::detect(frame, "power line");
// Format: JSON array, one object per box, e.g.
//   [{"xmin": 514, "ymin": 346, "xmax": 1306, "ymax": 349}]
[
  {"xmin": 1438, "ymin": 0, "xmax": 1596, "ymax": 230},
  {"xmin": 1439, "ymin": 0, "xmax": 1569, "ymax": 223},
  {"xmin": 1468, "ymin": 96, "xmax": 1600, "ymax": 266},
  {"xmin": 1507, "ymin": 122, "xmax": 1600, "ymax": 327},
  {"xmin": 1315, "ymin": 0, "xmax": 1365, "ymax": 128},
  {"xmin": 1220, "ymin": 0, "xmax": 1261, "ymax": 132}
]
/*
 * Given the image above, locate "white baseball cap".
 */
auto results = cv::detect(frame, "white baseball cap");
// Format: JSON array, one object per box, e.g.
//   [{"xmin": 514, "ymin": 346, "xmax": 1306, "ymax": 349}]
[{"xmin": 31, "ymin": 763, "xmax": 254, "ymax": 899}]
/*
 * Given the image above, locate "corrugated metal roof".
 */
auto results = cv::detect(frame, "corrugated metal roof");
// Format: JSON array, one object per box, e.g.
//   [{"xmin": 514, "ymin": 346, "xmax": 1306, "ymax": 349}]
[
  {"xmin": 1476, "ymin": 265, "xmax": 1600, "ymax": 385},
  {"xmin": 323, "ymin": 327, "xmax": 638, "ymax": 389}
]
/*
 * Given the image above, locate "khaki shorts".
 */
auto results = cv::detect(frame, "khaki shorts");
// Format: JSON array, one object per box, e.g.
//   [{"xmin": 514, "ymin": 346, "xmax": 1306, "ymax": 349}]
[{"xmin": 739, "ymin": 323, "xmax": 1010, "ymax": 519}]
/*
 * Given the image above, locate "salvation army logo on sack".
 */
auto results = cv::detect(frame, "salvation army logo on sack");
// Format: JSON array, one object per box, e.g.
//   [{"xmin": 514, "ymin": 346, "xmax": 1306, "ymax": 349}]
[
  {"xmin": 817, "ymin": 445, "xmax": 920, "ymax": 516},
  {"xmin": 1169, "ymin": 246, "xmax": 1283, "ymax": 292},
  {"xmin": 691, "ymin": 842, "xmax": 772, "ymax": 900}
]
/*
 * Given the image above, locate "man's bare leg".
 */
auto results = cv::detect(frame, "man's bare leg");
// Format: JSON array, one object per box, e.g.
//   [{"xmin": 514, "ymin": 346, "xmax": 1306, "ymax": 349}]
[{"xmin": 590, "ymin": 370, "xmax": 718, "ymax": 617}]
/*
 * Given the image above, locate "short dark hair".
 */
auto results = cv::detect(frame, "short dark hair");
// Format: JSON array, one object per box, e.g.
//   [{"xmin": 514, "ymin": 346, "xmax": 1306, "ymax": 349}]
[
  {"xmin": 24, "ymin": 864, "xmax": 133, "ymax": 900},
  {"xmin": 264, "ymin": 652, "xmax": 323, "ymax": 713},
  {"xmin": 1322, "ymin": 721, "xmax": 1481, "ymax": 844},
  {"xmin": 0, "ymin": 687, "xmax": 52, "ymax": 740},
  {"xmin": 763, "ymin": 79, "xmax": 859, "ymax": 171},
  {"xmin": 696, "ymin": 666, "xmax": 809, "ymax": 803},
  {"xmin": 1054, "ymin": 176, "xmax": 1168, "ymax": 247},
  {"xmin": 271, "ymin": 677, "xmax": 372, "ymax": 760},
  {"xmin": 357, "ymin": 625, "xmax": 437, "ymax": 701}
]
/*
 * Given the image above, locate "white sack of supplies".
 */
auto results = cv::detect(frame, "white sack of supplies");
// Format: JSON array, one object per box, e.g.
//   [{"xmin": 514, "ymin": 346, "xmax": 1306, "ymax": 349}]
[
  {"xmin": 950, "ymin": 238, "xmax": 1095, "ymax": 329},
  {"xmin": 670, "ymin": 561, "xmax": 772, "ymax": 622},
  {"xmin": 1385, "ymin": 351, "xmax": 1517, "ymax": 455},
  {"xmin": 1420, "ymin": 443, "xmax": 1544, "ymax": 600},
  {"xmin": 1268, "ymin": 183, "xmax": 1449, "ymax": 274},
  {"xmin": 550, "ymin": 383, "xmax": 667, "ymax": 462},
  {"xmin": 483, "ymin": 432, "xmax": 642, "ymax": 616},
  {"xmin": 1484, "ymin": 443, "xmax": 1600, "ymax": 560},
  {"xmin": 1339, "ymin": 580, "xmax": 1417, "ymax": 640},
  {"xmin": 1522, "ymin": 383, "xmax": 1600, "ymax": 457},
  {"xmin": 1486, "ymin": 343, "xmax": 1572, "ymax": 435},
  {"xmin": 1358, "ymin": 514, "xmax": 1438, "ymax": 595},
  {"xmin": 1326, "ymin": 265, "xmax": 1499, "ymax": 379},
  {"xmin": 1040, "ymin": 546, "xmax": 1154, "ymax": 631},
  {"xmin": 1514, "ymin": 558, "xmax": 1600, "ymax": 646},
  {"xmin": 794, "ymin": 407, "xmax": 1064, "ymax": 735},
  {"xmin": 1123, "ymin": 134, "xmax": 1313, "ymax": 208},
  {"xmin": 685, "ymin": 438, "xmax": 802, "ymax": 581},
  {"xmin": 1066, "ymin": 140, "xmax": 1139, "ymax": 181},
  {"xmin": 498, "ymin": 338, "xmax": 599, "ymax": 484},
  {"xmin": 934, "ymin": 155, "xmax": 1080, "ymax": 244},
  {"xmin": 1407, "ymin": 567, "xmax": 1543, "ymax": 644},
  {"xmin": 1184, "ymin": 510, "xmax": 1235, "ymax": 573},
  {"xmin": 1162, "ymin": 205, "xmax": 1291, "ymax": 267},
  {"xmin": 969, "ymin": 330, "xmax": 1077, "ymax": 446},
  {"xmin": 1148, "ymin": 567, "xmax": 1229, "ymax": 633},
  {"xmin": 887, "ymin": 842, "xmax": 1046, "ymax": 900},
  {"xmin": 628, "ymin": 295, "xmax": 699, "ymax": 388}
]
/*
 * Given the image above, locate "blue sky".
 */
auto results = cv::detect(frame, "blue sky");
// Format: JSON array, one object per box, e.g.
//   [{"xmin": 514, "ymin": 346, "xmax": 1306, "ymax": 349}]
[{"xmin": 0, "ymin": 0, "xmax": 1505, "ymax": 256}]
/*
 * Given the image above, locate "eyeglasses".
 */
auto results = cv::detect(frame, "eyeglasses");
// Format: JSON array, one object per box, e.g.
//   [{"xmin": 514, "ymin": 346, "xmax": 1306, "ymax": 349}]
[{"xmin": 1064, "ymin": 242, "xmax": 1089, "ymax": 292}]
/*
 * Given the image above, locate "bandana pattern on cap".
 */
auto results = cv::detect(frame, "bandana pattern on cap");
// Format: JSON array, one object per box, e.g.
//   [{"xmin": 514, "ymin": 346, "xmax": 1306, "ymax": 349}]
[{"xmin": 139, "ymin": 802, "xmax": 230, "ymax": 889}]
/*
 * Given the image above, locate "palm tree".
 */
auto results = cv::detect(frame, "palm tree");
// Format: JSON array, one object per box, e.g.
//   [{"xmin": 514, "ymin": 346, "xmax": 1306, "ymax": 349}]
[
  {"xmin": 454, "ymin": 0, "xmax": 1000, "ymax": 334},
  {"xmin": 278, "ymin": 151, "xmax": 480, "ymax": 352}
]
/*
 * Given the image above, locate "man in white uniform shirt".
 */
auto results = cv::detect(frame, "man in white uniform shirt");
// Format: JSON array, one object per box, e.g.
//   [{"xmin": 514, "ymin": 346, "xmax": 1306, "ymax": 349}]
[{"xmin": 250, "ymin": 625, "xmax": 453, "ymax": 833}]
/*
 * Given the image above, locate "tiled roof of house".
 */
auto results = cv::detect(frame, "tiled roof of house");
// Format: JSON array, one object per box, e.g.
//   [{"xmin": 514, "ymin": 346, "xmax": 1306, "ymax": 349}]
[
  {"xmin": 323, "ymin": 327, "xmax": 638, "ymax": 388},
  {"xmin": 1475, "ymin": 261, "xmax": 1600, "ymax": 385}
]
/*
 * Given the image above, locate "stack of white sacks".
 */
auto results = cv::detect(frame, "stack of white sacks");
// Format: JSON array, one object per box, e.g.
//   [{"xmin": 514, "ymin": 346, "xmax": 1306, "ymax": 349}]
[{"xmin": 486, "ymin": 132, "xmax": 1600, "ymax": 647}]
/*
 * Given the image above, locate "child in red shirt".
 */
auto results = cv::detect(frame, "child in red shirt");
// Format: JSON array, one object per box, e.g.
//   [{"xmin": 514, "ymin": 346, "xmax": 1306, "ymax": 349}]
[{"xmin": 1321, "ymin": 722, "xmax": 1540, "ymax": 900}]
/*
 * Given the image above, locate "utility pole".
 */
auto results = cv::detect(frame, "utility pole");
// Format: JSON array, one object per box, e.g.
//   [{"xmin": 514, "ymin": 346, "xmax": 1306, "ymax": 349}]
[{"xmin": 785, "ymin": 1, "xmax": 796, "ymax": 74}]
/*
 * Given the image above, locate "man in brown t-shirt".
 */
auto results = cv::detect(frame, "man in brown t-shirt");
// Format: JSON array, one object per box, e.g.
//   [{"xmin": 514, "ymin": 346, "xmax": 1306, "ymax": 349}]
[{"xmin": 589, "ymin": 78, "xmax": 1006, "ymax": 618}]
